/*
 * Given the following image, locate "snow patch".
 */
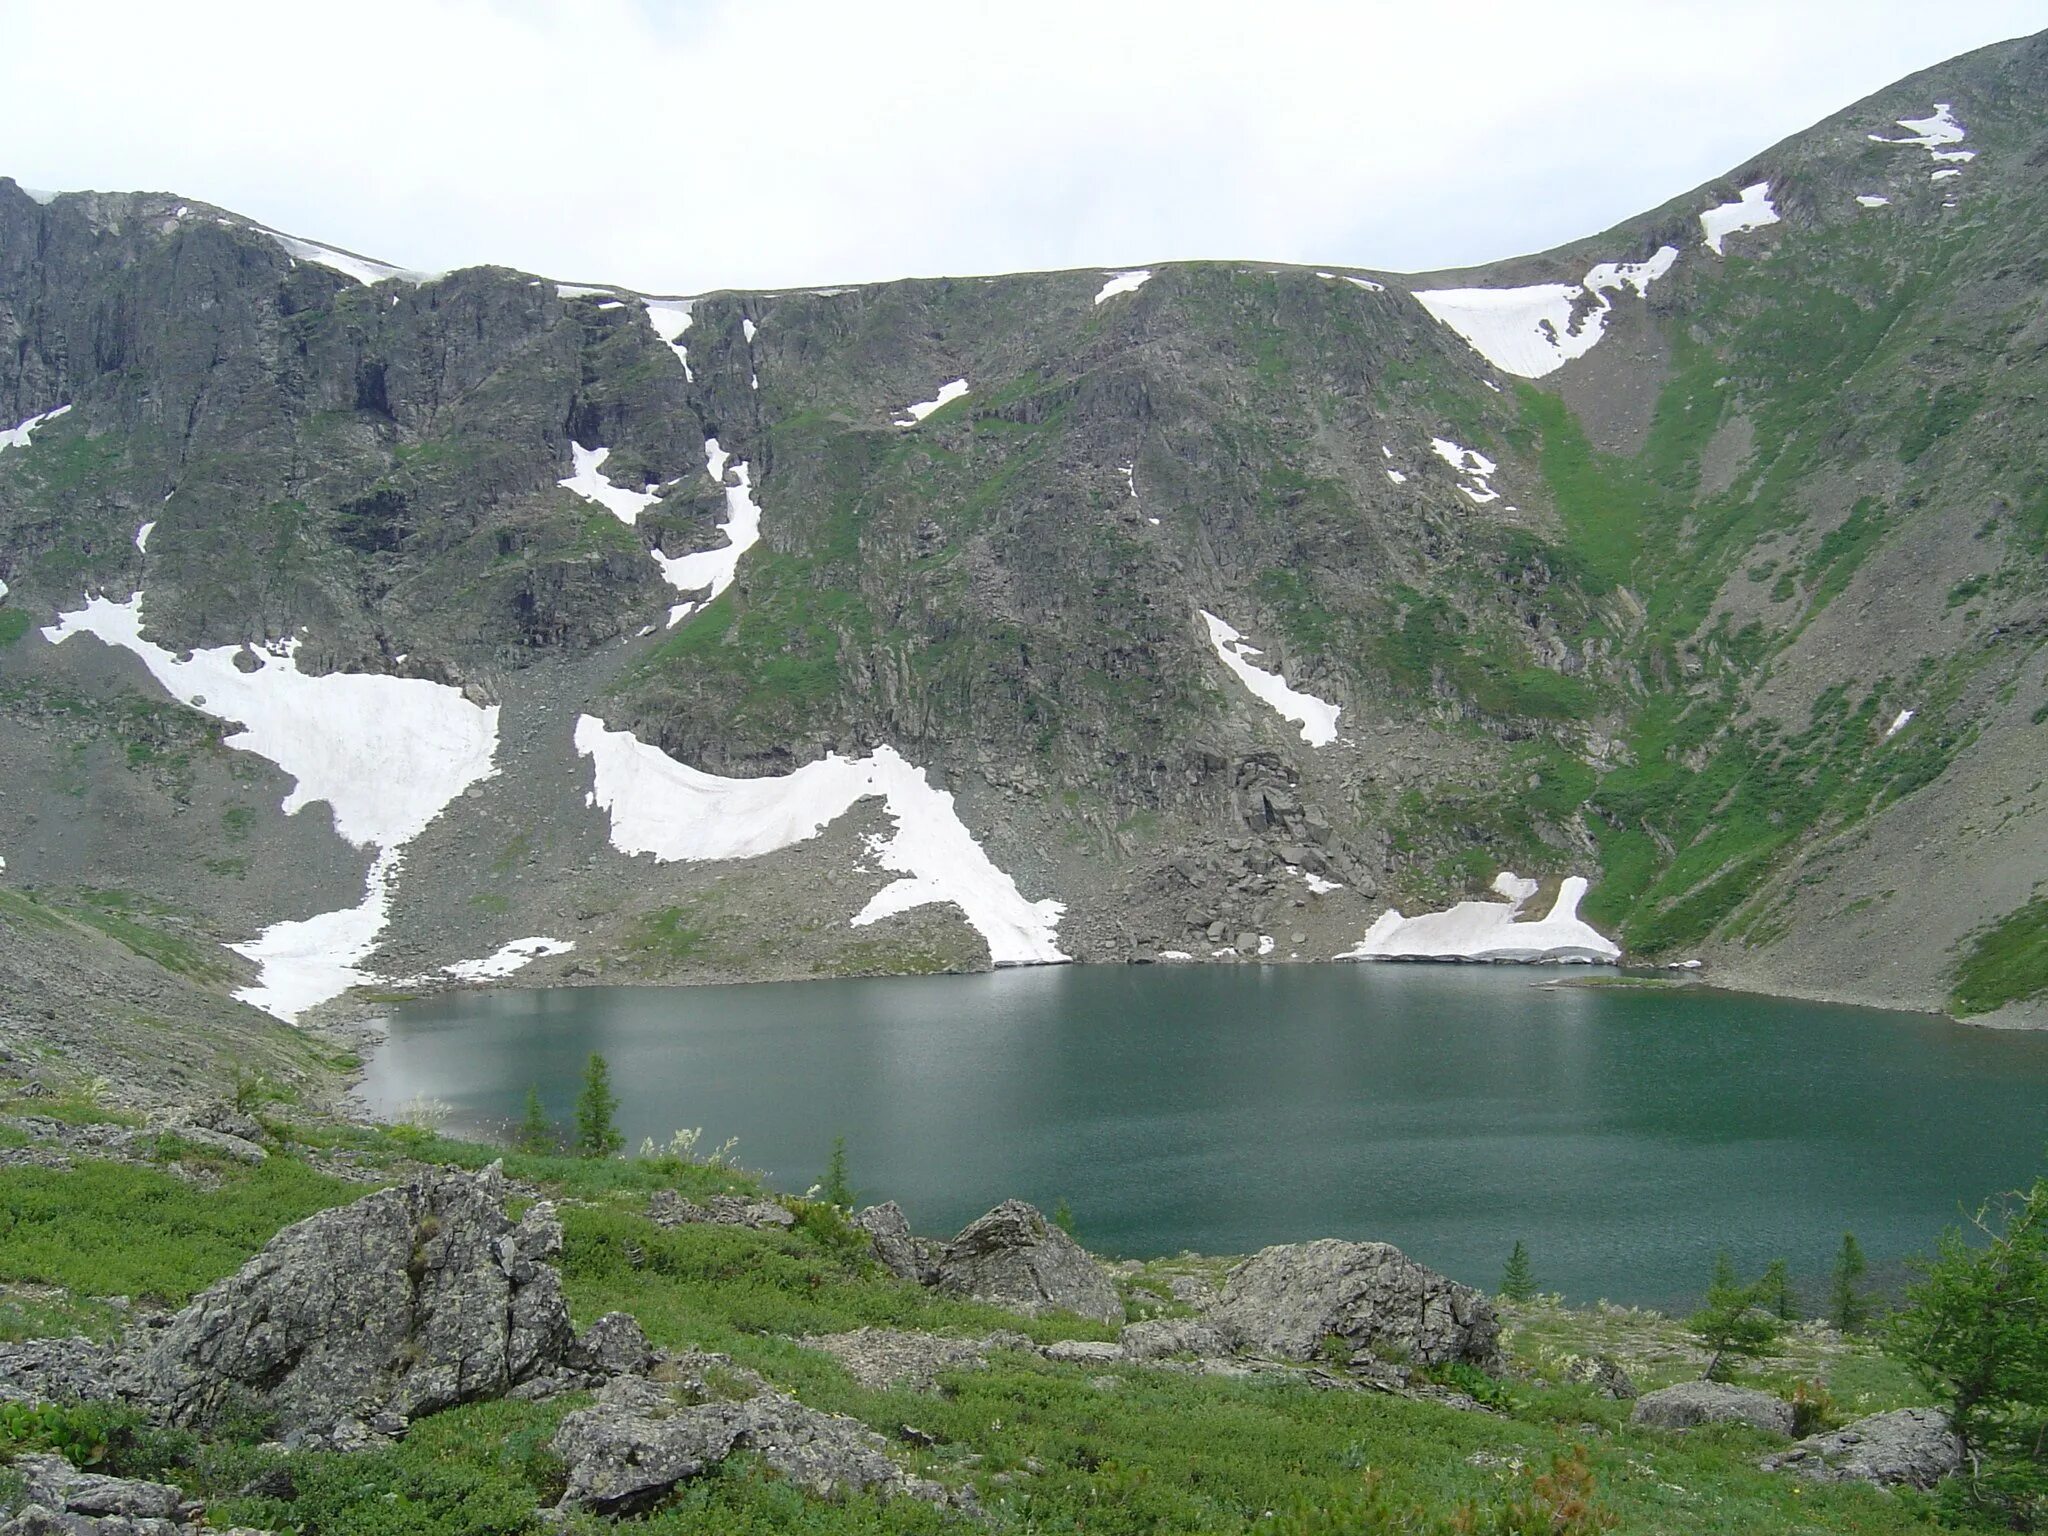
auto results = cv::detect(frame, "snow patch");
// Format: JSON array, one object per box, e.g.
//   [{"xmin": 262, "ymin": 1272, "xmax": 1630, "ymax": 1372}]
[
  {"xmin": 41, "ymin": 591, "xmax": 499, "ymax": 1020},
  {"xmin": 642, "ymin": 299, "xmax": 695, "ymax": 382},
  {"xmin": 654, "ymin": 439, "xmax": 762, "ymax": 626},
  {"xmin": 444, "ymin": 936, "xmax": 575, "ymax": 982},
  {"xmin": 1884, "ymin": 708, "xmax": 1915, "ymax": 739},
  {"xmin": 264, "ymin": 228, "xmax": 436, "ymax": 287},
  {"xmin": 1699, "ymin": 182, "xmax": 1779, "ymax": 256},
  {"xmin": 1157, "ymin": 949, "xmax": 1193, "ymax": 962},
  {"xmin": 1, "ymin": 403, "xmax": 70, "ymax": 453},
  {"xmin": 742, "ymin": 317, "xmax": 757, "ymax": 344},
  {"xmin": 1290, "ymin": 865, "xmax": 1342, "ymax": 895},
  {"xmin": 1341, "ymin": 872, "xmax": 1620, "ymax": 964},
  {"xmin": 1342, "ymin": 276, "xmax": 1386, "ymax": 293},
  {"xmin": 574, "ymin": 715, "xmax": 1066, "ymax": 966},
  {"xmin": 134, "ymin": 521, "xmax": 155, "ymax": 553},
  {"xmin": 1413, "ymin": 246, "xmax": 1676, "ymax": 379},
  {"xmin": 1429, "ymin": 437, "xmax": 1501, "ymax": 504},
  {"xmin": 1931, "ymin": 168, "xmax": 1962, "ymax": 182},
  {"xmin": 1199, "ymin": 611, "xmax": 1341, "ymax": 747},
  {"xmin": 1257, "ymin": 934, "xmax": 1276, "ymax": 957},
  {"xmin": 1094, "ymin": 269, "xmax": 1152, "ymax": 304},
  {"xmin": 559, "ymin": 443, "xmax": 660, "ymax": 525},
  {"xmin": 895, "ymin": 378, "xmax": 969, "ymax": 426},
  {"xmin": 1856, "ymin": 195, "xmax": 1891, "ymax": 208},
  {"xmin": 1870, "ymin": 102, "xmax": 1965, "ymax": 150}
]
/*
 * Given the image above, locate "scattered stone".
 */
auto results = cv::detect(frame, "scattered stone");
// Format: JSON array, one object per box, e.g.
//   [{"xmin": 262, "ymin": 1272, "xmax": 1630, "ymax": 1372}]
[
  {"xmin": 803, "ymin": 1327, "xmax": 1025, "ymax": 1393},
  {"xmin": 1562, "ymin": 1355, "xmax": 1638, "ymax": 1399},
  {"xmin": 852, "ymin": 1202, "xmax": 938, "ymax": 1284},
  {"xmin": 129, "ymin": 1164, "xmax": 578, "ymax": 1441},
  {"xmin": 125, "ymin": 1124, "xmax": 267, "ymax": 1165},
  {"xmin": 932, "ymin": 1201, "xmax": 1123, "ymax": 1324},
  {"xmin": 1119, "ymin": 1318, "xmax": 1228, "ymax": 1360},
  {"xmin": 1208, "ymin": 1240, "xmax": 1503, "ymax": 1370},
  {"xmin": 1630, "ymin": 1380, "xmax": 1795, "ymax": 1435},
  {"xmin": 646, "ymin": 1190, "xmax": 795, "ymax": 1230},
  {"xmin": 551, "ymin": 1357, "xmax": 962, "ymax": 1515},
  {"xmin": 1760, "ymin": 1407, "xmax": 1962, "ymax": 1487},
  {"xmin": 1163, "ymin": 1272, "xmax": 1221, "ymax": 1308}
]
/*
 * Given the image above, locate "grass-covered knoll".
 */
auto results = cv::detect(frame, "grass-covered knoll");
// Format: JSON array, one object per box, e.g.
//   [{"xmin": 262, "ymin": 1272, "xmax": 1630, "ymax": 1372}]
[{"xmin": 0, "ymin": 1121, "xmax": 1961, "ymax": 1535}]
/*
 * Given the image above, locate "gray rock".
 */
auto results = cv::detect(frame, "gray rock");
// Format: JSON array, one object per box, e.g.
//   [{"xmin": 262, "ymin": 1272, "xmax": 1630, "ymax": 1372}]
[
  {"xmin": 1630, "ymin": 1380, "xmax": 1795, "ymax": 1435},
  {"xmin": 802, "ymin": 1327, "xmax": 1025, "ymax": 1393},
  {"xmin": 551, "ymin": 1357, "xmax": 960, "ymax": 1514},
  {"xmin": 647, "ymin": 1190, "xmax": 794, "ymax": 1230},
  {"xmin": 567, "ymin": 1311, "xmax": 656, "ymax": 1379},
  {"xmin": 851, "ymin": 1202, "xmax": 937, "ymax": 1284},
  {"xmin": 1119, "ymin": 1318, "xmax": 1228, "ymax": 1360},
  {"xmin": 1208, "ymin": 1240, "xmax": 1502, "ymax": 1371},
  {"xmin": 0, "ymin": 1336, "xmax": 121, "ymax": 1404},
  {"xmin": 1760, "ymin": 1407, "xmax": 1962, "ymax": 1487},
  {"xmin": 932, "ymin": 1201, "xmax": 1124, "ymax": 1324},
  {"xmin": 11, "ymin": 1456, "xmax": 192, "ymax": 1523},
  {"xmin": 124, "ymin": 1125, "xmax": 266, "ymax": 1164},
  {"xmin": 1041, "ymin": 1339, "xmax": 1124, "ymax": 1364},
  {"xmin": 129, "ymin": 1163, "xmax": 574, "ymax": 1438},
  {"xmin": 1562, "ymin": 1355, "xmax": 1638, "ymax": 1399}
]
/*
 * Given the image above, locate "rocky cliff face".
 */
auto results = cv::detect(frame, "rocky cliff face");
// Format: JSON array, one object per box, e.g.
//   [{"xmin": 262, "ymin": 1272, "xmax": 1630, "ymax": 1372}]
[{"xmin": 2, "ymin": 30, "xmax": 2045, "ymax": 1053}]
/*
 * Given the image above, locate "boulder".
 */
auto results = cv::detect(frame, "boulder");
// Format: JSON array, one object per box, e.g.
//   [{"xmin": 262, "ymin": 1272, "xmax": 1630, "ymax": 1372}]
[
  {"xmin": 551, "ymin": 1358, "xmax": 961, "ymax": 1514},
  {"xmin": 1760, "ymin": 1407, "xmax": 1963, "ymax": 1488},
  {"xmin": 647, "ymin": 1190, "xmax": 794, "ymax": 1230},
  {"xmin": 802, "ymin": 1327, "xmax": 1025, "ymax": 1393},
  {"xmin": 1562, "ymin": 1354, "xmax": 1639, "ymax": 1399},
  {"xmin": 852, "ymin": 1202, "xmax": 937, "ymax": 1284},
  {"xmin": 1041, "ymin": 1339, "xmax": 1124, "ymax": 1364},
  {"xmin": 129, "ymin": 1164, "xmax": 576, "ymax": 1440},
  {"xmin": 1119, "ymin": 1318, "xmax": 1229, "ymax": 1360},
  {"xmin": 931, "ymin": 1201, "xmax": 1123, "ymax": 1324},
  {"xmin": 567, "ymin": 1311, "xmax": 656, "ymax": 1380},
  {"xmin": 1207, "ymin": 1240, "xmax": 1502, "ymax": 1370},
  {"xmin": 1630, "ymin": 1380, "xmax": 1795, "ymax": 1435},
  {"xmin": 0, "ymin": 1336, "xmax": 121, "ymax": 1405},
  {"xmin": 9, "ymin": 1456, "xmax": 192, "ymax": 1523}
]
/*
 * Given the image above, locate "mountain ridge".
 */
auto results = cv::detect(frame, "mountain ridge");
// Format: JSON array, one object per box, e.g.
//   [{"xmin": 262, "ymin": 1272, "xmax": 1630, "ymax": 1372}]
[{"xmin": 2, "ymin": 27, "xmax": 2045, "ymax": 1086}]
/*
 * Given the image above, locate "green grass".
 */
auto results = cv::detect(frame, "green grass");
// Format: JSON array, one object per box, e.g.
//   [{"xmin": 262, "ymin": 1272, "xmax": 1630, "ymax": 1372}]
[
  {"xmin": 1950, "ymin": 895, "xmax": 2048, "ymax": 1016},
  {"xmin": 0, "ymin": 609, "xmax": 29, "ymax": 646},
  {"xmin": 0, "ymin": 1157, "xmax": 358, "ymax": 1305}
]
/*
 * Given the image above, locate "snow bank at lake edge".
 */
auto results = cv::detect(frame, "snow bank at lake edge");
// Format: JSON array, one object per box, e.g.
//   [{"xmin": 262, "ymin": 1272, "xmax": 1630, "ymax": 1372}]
[
  {"xmin": 574, "ymin": 715, "xmax": 1066, "ymax": 966},
  {"xmin": 1341, "ymin": 872, "xmax": 1620, "ymax": 964}
]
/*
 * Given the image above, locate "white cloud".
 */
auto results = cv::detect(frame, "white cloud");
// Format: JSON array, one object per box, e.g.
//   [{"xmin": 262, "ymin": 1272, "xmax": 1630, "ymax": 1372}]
[{"xmin": 1, "ymin": 3, "xmax": 2037, "ymax": 293}]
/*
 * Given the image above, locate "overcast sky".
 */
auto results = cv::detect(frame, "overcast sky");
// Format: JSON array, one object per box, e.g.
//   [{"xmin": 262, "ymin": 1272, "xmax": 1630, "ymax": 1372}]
[{"xmin": 3, "ymin": 2, "xmax": 2039, "ymax": 294}]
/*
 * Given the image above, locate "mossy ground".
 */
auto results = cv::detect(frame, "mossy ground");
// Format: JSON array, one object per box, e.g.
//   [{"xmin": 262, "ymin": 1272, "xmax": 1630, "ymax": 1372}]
[{"xmin": 0, "ymin": 1120, "xmax": 1960, "ymax": 1534}]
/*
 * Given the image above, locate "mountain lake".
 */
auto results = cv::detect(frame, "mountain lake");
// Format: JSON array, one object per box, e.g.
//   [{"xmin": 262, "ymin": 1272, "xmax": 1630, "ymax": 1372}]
[{"xmin": 358, "ymin": 963, "xmax": 2048, "ymax": 1308}]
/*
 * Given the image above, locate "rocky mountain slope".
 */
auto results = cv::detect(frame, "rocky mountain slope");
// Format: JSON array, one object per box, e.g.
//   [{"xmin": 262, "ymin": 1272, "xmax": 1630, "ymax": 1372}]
[{"xmin": 2, "ymin": 30, "xmax": 2045, "ymax": 1060}]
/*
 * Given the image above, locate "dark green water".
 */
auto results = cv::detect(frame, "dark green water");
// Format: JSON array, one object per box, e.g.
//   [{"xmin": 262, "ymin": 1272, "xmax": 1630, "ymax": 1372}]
[{"xmin": 359, "ymin": 964, "xmax": 2048, "ymax": 1307}]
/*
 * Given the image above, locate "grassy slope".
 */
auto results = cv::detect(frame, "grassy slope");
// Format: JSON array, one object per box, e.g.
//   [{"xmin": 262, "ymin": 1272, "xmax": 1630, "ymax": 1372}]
[{"xmin": 0, "ymin": 1115, "xmax": 1950, "ymax": 1536}]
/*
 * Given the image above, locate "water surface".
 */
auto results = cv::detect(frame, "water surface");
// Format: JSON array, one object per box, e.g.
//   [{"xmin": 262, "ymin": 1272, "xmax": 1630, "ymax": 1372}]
[{"xmin": 360, "ymin": 964, "xmax": 2048, "ymax": 1306}]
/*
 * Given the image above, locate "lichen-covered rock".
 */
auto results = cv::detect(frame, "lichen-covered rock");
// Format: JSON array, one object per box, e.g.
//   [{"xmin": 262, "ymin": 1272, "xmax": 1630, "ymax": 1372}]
[
  {"xmin": 0, "ymin": 1336, "xmax": 121, "ymax": 1404},
  {"xmin": 852, "ymin": 1202, "xmax": 937, "ymax": 1284},
  {"xmin": 550, "ymin": 1356, "xmax": 961, "ymax": 1514},
  {"xmin": 1760, "ymin": 1407, "xmax": 1962, "ymax": 1487},
  {"xmin": 1042, "ymin": 1339, "xmax": 1124, "ymax": 1364},
  {"xmin": 568, "ymin": 1311, "xmax": 656, "ymax": 1379},
  {"xmin": 1207, "ymin": 1240, "xmax": 1502, "ymax": 1370},
  {"xmin": 128, "ymin": 1163, "xmax": 574, "ymax": 1439},
  {"xmin": 932, "ymin": 1200, "xmax": 1123, "ymax": 1324},
  {"xmin": 1119, "ymin": 1318, "xmax": 1228, "ymax": 1360},
  {"xmin": 802, "ymin": 1327, "xmax": 1025, "ymax": 1393},
  {"xmin": 1630, "ymin": 1380, "xmax": 1795, "ymax": 1435},
  {"xmin": 1562, "ymin": 1354, "xmax": 1639, "ymax": 1399},
  {"xmin": 647, "ymin": 1190, "xmax": 794, "ymax": 1230},
  {"xmin": 9, "ymin": 1456, "xmax": 192, "ymax": 1523}
]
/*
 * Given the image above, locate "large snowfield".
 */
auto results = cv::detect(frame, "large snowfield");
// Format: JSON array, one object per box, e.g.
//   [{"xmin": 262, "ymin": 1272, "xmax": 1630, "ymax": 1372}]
[
  {"xmin": 1414, "ymin": 246, "xmax": 1678, "ymax": 379},
  {"xmin": 42, "ymin": 587, "xmax": 501, "ymax": 1020},
  {"xmin": 1342, "ymin": 872, "xmax": 1621, "ymax": 964},
  {"xmin": 574, "ymin": 714, "xmax": 1068, "ymax": 966}
]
